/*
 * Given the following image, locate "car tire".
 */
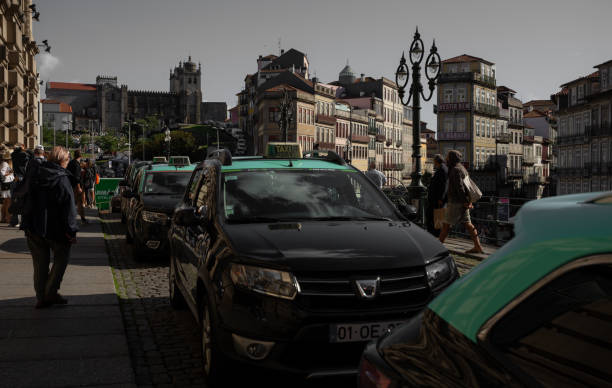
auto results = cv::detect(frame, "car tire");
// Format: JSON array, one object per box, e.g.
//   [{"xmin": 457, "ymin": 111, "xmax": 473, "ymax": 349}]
[
  {"xmin": 132, "ymin": 239, "xmax": 146, "ymax": 261},
  {"xmin": 200, "ymin": 294, "xmax": 227, "ymax": 386},
  {"xmin": 169, "ymin": 257, "xmax": 186, "ymax": 309}
]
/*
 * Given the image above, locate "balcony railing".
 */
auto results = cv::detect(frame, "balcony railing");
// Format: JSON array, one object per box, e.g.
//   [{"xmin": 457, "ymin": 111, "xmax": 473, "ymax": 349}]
[
  {"xmin": 439, "ymin": 72, "xmax": 496, "ymax": 88},
  {"xmin": 350, "ymin": 134, "xmax": 370, "ymax": 144},
  {"xmin": 508, "ymin": 117, "xmax": 524, "ymax": 127},
  {"xmin": 316, "ymin": 114, "xmax": 336, "ymax": 126},
  {"xmin": 586, "ymin": 123, "xmax": 612, "ymax": 137},
  {"xmin": 523, "ymin": 156, "xmax": 535, "ymax": 165},
  {"xmin": 375, "ymin": 134, "xmax": 386, "ymax": 142},
  {"xmin": 368, "ymin": 125, "xmax": 378, "ymax": 135},
  {"xmin": 496, "ymin": 133, "xmax": 512, "ymax": 143},
  {"xmin": 474, "ymin": 103, "xmax": 499, "ymax": 117},
  {"xmin": 437, "ymin": 131, "xmax": 471, "ymax": 141},
  {"xmin": 437, "ymin": 102, "xmax": 472, "ymax": 112},
  {"xmin": 507, "ymin": 168, "xmax": 523, "ymax": 177},
  {"xmin": 318, "ymin": 142, "xmax": 335, "ymax": 150},
  {"xmin": 385, "ymin": 140, "xmax": 392, "ymax": 147}
]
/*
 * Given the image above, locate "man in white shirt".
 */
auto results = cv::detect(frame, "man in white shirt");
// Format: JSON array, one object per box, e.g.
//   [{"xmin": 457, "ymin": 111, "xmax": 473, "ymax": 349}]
[{"xmin": 364, "ymin": 161, "xmax": 386, "ymax": 189}]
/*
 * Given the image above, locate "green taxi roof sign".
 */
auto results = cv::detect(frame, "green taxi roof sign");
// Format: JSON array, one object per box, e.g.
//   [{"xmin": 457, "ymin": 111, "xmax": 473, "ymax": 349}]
[
  {"xmin": 168, "ymin": 156, "xmax": 190, "ymax": 166},
  {"xmin": 152, "ymin": 156, "xmax": 167, "ymax": 163},
  {"xmin": 265, "ymin": 142, "xmax": 302, "ymax": 159}
]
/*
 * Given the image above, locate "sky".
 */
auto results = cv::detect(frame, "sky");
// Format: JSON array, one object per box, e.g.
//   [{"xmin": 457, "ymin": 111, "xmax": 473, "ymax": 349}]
[{"xmin": 36, "ymin": 0, "xmax": 612, "ymax": 129}]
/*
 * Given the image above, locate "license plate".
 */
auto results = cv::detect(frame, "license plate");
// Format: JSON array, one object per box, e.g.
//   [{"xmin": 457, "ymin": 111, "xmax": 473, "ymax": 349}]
[{"xmin": 329, "ymin": 320, "xmax": 405, "ymax": 343}]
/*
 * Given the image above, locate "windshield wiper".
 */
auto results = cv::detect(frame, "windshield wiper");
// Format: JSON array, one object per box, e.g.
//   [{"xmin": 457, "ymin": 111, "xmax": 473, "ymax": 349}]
[
  {"xmin": 226, "ymin": 216, "xmax": 290, "ymax": 224},
  {"xmin": 308, "ymin": 216, "xmax": 392, "ymax": 221}
]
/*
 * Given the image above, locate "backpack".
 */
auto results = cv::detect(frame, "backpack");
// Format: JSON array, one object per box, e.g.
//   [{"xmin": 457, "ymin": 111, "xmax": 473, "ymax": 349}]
[{"xmin": 462, "ymin": 175, "xmax": 482, "ymax": 203}]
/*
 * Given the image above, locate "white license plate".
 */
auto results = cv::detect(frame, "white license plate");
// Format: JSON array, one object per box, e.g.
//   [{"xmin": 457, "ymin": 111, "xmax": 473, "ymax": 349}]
[{"xmin": 329, "ymin": 320, "xmax": 405, "ymax": 343}]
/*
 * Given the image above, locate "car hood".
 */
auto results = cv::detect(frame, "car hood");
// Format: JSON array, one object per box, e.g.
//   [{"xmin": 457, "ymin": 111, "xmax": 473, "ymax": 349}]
[
  {"xmin": 142, "ymin": 195, "xmax": 183, "ymax": 214},
  {"xmin": 221, "ymin": 221, "xmax": 448, "ymax": 272}
]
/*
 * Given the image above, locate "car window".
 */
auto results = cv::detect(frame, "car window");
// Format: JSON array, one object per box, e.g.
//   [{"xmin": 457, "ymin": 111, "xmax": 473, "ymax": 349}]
[
  {"xmin": 489, "ymin": 264, "xmax": 612, "ymax": 387},
  {"xmin": 186, "ymin": 168, "xmax": 204, "ymax": 205},
  {"xmin": 220, "ymin": 169, "xmax": 400, "ymax": 221},
  {"xmin": 143, "ymin": 172, "xmax": 192, "ymax": 195}
]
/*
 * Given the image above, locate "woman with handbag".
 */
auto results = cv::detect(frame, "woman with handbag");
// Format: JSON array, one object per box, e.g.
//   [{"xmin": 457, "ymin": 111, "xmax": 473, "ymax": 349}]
[
  {"xmin": 1, "ymin": 155, "xmax": 15, "ymax": 223},
  {"xmin": 438, "ymin": 150, "xmax": 484, "ymax": 254}
]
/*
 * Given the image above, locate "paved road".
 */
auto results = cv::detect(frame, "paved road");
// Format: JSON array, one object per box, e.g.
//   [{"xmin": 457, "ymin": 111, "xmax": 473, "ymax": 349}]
[{"xmin": 101, "ymin": 212, "xmax": 482, "ymax": 387}]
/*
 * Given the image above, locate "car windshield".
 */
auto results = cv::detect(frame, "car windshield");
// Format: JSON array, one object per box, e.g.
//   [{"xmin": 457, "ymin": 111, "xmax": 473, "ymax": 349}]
[
  {"xmin": 221, "ymin": 169, "xmax": 401, "ymax": 223},
  {"xmin": 143, "ymin": 171, "xmax": 191, "ymax": 195}
]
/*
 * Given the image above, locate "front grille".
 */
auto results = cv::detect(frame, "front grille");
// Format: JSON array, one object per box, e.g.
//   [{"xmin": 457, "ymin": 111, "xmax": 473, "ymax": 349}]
[{"xmin": 295, "ymin": 267, "xmax": 430, "ymax": 312}]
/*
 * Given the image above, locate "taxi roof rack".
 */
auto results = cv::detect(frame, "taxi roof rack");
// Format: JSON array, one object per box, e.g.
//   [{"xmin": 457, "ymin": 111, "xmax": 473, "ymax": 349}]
[
  {"xmin": 207, "ymin": 148, "xmax": 233, "ymax": 166},
  {"xmin": 303, "ymin": 150, "xmax": 347, "ymax": 166}
]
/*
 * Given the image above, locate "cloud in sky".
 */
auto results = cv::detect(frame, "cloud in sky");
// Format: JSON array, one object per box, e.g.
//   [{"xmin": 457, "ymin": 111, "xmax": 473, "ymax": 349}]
[{"xmin": 38, "ymin": 53, "xmax": 60, "ymax": 79}]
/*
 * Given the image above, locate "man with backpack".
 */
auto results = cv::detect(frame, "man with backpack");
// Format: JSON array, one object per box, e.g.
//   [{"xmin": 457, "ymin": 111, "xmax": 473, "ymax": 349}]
[
  {"xmin": 438, "ymin": 150, "xmax": 484, "ymax": 254},
  {"xmin": 67, "ymin": 150, "xmax": 86, "ymax": 224}
]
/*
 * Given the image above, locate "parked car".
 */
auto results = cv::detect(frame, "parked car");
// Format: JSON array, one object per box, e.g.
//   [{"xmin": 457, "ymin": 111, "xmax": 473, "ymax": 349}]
[
  {"xmin": 359, "ymin": 191, "xmax": 612, "ymax": 388},
  {"xmin": 168, "ymin": 147, "xmax": 458, "ymax": 384},
  {"xmin": 124, "ymin": 161, "xmax": 195, "ymax": 260},
  {"xmin": 120, "ymin": 161, "xmax": 151, "ymax": 223}
]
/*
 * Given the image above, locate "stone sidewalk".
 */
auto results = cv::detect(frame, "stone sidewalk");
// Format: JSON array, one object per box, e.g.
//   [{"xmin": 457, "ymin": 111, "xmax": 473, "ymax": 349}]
[{"xmin": 0, "ymin": 209, "xmax": 136, "ymax": 388}]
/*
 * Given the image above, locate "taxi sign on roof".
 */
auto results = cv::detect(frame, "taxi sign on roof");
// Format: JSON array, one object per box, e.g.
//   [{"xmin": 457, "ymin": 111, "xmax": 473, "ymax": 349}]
[
  {"xmin": 168, "ymin": 156, "xmax": 190, "ymax": 166},
  {"xmin": 152, "ymin": 156, "xmax": 167, "ymax": 163},
  {"xmin": 265, "ymin": 142, "xmax": 302, "ymax": 159}
]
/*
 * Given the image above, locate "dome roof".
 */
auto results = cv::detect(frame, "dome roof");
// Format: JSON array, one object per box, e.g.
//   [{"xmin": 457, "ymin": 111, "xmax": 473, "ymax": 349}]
[{"xmin": 339, "ymin": 64, "xmax": 356, "ymax": 77}]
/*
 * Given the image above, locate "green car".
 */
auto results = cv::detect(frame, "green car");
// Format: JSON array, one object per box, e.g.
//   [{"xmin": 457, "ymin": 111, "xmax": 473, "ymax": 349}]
[{"xmin": 359, "ymin": 191, "xmax": 612, "ymax": 388}]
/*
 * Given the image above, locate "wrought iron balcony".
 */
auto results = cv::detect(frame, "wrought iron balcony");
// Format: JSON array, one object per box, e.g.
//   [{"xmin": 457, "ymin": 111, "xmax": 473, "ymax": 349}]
[
  {"xmin": 474, "ymin": 103, "xmax": 499, "ymax": 117},
  {"xmin": 350, "ymin": 134, "xmax": 370, "ymax": 144},
  {"xmin": 496, "ymin": 133, "xmax": 512, "ymax": 143},
  {"xmin": 439, "ymin": 72, "xmax": 496, "ymax": 88},
  {"xmin": 508, "ymin": 117, "xmax": 524, "ymax": 127},
  {"xmin": 523, "ymin": 156, "xmax": 535, "ymax": 165},
  {"xmin": 368, "ymin": 125, "xmax": 378, "ymax": 135},
  {"xmin": 376, "ymin": 134, "xmax": 386, "ymax": 142}
]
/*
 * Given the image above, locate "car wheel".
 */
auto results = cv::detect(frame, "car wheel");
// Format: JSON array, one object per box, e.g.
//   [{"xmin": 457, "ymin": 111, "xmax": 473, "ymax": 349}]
[
  {"xmin": 200, "ymin": 296, "xmax": 226, "ymax": 385},
  {"xmin": 169, "ymin": 257, "xmax": 185, "ymax": 309},
  {"xmin": 132, "ymin": 239, "xmax": 146, "ymax": 261}
]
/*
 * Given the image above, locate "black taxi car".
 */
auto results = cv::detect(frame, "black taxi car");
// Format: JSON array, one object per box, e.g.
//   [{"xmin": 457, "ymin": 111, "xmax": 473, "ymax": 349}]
[
  {"xmin": 167, "ymin": 144, "xmax": 458, "ymax": 383},
  {"xmin": 124, "ymin": 159, "xmax": 195, "ymax": 259}
]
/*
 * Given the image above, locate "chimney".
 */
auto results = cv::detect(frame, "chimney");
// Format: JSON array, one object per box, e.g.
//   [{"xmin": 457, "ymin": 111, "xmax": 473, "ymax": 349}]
[
  {"xmin": 281, "ymin": 49, "xmax": 285, "ymax": 55},
  {"xmin": 361, "ymin": 73, "xmax": 365, "ymax": 81}
]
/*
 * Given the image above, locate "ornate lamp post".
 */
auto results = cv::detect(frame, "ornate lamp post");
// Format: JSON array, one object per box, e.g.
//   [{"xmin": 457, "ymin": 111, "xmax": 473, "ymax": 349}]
[
  {"xmin": 164, "ymin": 126, "xmax": 171, "ymax": 159},
  {"xmin": 277, "ymin": 89, "xmax": 294, "ymax": 143},
  {"xmin": 395, "ymin": 27, "xmax": 441, "ymax": 225}
]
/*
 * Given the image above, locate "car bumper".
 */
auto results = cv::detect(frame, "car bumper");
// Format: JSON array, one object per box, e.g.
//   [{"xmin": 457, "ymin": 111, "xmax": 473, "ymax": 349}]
[{"xmin": 212, "ymin": 286, "xmax": 434, "ymax": 376}]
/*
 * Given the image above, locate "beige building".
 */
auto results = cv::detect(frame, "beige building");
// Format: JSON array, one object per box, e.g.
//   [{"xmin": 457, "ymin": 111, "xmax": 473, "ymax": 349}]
[{"xmin": 1, "ymin": 0, "xmax": 40, "ymax": 149}]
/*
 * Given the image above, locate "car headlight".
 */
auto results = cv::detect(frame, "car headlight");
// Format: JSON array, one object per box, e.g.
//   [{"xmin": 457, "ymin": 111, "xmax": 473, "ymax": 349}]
[
  {"xmin": 230, "ymin": 264, "xmax": 300, "ymax": 300},
  {"xmin": 425, "ymin": 255, "xmax": 457, "ymax": 289},
  {"xmin": 142, "ymin": 210, "xmax": 169, "ymax": 225}
]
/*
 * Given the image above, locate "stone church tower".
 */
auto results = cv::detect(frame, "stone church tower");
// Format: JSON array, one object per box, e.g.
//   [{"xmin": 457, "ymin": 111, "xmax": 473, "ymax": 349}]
[{"xmin": 169, "ymin": 56, "xmax": 202, "ymax": 123}]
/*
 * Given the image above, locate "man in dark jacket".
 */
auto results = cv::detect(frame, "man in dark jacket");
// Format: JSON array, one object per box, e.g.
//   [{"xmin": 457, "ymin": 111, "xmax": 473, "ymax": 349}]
[
  {"xmin": 10, "ymin": 144, "xmax": 29, "ymax": 180},
  {"xmin": 22, "ymin": 146, "xmax": 78, "ymax": 308},
  {"xmin": 67, "ymin": 150, "xmax": 86, "ymax": 223},
  {"xmin": 426, "ymin": 154, "xmax": 448, "ymax": 237},
  {"xmin": 438, "ymin": 150, "xmax": 483, "ymax": 254}
]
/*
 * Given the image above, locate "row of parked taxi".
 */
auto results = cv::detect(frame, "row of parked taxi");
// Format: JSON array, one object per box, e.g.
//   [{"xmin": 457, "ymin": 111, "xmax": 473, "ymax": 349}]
[{"xmin": 115, "ymin": 146, "xmax": 612, "ymax": 387}]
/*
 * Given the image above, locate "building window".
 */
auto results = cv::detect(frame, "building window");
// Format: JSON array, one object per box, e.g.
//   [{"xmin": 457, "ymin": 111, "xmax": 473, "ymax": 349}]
[
  {"xmin": 457, "ymin": 117, "xmax": 465, "ymax": 132},
  {"xmin": 476, "ymin": 120, "xmax": 480, "ymax": 136},
  {"xmin": 444, "ymin": 118, "xmax": 453, "ymax": 132},
  {"xmin": 457, "ymin": 87, "xmax": 466, "ymax": 102},
  {"xmin": 444, "ymin": 88, "xmax": 453, "ymax": 103}
]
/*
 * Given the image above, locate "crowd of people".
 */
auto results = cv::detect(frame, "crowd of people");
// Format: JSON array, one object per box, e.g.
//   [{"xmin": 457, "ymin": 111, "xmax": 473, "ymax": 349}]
[{"xmin": 1, "ymin": 144, "xmax": 100, "ymax": 308}]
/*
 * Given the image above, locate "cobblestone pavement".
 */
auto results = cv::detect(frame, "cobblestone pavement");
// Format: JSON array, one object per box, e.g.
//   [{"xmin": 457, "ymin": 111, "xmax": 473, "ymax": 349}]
[
  {"xmin": 101, "ymin": 213, "xmax": 208, "ymax": 388},
  {"xmin": 100, "ymin": 212, "xmax": 481, "ymax": 387}
]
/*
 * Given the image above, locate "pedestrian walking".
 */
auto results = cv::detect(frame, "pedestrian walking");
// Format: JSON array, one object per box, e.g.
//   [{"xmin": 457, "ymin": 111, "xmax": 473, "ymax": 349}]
[
  {"xmin": 67, "ymin": 150, "xmax": 87, "ymax": 224},
  {"xmin": 365, "ymin": 161, "xmax": 387, "ymax": 189},
  {"xmin": 426, "ymin": 154, "xmax": 448, "ymax": 237},
  {"xmin": 1, "ymin": 154, "xmax": 15, "ymax": 223},
  {"xmin": 438, "ymin": 150, "xmax": 484, "ymax": 254},
  {"xmin": 21, "ymin": 146, "xmax": 78, "ymax": 309},
  {"xmin": 82, "ymin": 160, "xmax": 96, "ymax": 208}
]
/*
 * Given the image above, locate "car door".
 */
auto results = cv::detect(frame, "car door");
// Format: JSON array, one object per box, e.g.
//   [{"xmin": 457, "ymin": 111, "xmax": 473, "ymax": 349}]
[
  {"xmin": 184, "ymin": 167, "xmax": 213, "ymax": 302},
  {"xmin": 481, "ymin": 254, "xmax": 612, "ymax": 387},
  {"xmin": 172, "ymin": 167, "xmax": 204, "ymax": 286},
  {"xmin": 128, "ymin": 169, "xmax": 145, "ymax": 238}
]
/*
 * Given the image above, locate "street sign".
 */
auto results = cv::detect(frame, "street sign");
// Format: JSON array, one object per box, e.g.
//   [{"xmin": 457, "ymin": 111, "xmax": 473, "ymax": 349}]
[
  {"xmin": 265, "ymin": 142, "xmax": 302, "ymax": 159},
  {"xmin": 95, "ymin": 178, "xmax": 121, "ymax": 211}
]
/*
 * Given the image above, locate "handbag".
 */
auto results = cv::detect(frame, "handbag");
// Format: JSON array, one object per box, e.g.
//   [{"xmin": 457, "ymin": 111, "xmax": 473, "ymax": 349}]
[
  {"xmin": 433, "ymin": 207, "xmax": 446, "ymax": 230},
  {"xmin": 462, "ymin": 175, "xmax": 482, "ymax": 203}
]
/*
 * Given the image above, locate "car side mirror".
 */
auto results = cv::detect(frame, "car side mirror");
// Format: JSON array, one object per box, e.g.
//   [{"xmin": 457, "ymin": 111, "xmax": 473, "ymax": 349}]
[
  {"xmin": 174, "ymin": 207, "xmax": 199, "ymax": 226},
  {"xmin": 399, "ymin": 204, "xmax": 418, "ymax": 221}
]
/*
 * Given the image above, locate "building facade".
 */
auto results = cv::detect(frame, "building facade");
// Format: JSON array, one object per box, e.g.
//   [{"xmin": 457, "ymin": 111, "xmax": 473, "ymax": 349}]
[
  {"xmin": 1, "ymin": 0, "xmax": 40, "ymax": 149},
  {"xmin": 41, "ymin": 99, "xmax": 72, "ymax": 134},
  {"xmin": 555, "ymin": 60, "xmax": 612, "ymax": 195},
  {"xmin": 45, "ymin": 57, "xmax": 226, "ymax": 134}
]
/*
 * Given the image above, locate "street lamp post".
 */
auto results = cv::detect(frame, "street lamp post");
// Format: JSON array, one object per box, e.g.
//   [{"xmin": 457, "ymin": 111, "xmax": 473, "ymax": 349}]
[
  {"xmin": 395, "ymin": 27, "xmax": 441, "ymax": 225},
  {"xmin": 164, "ymin": 126, "xmax": 171, "ymax": 160},
  {"xmin": 277, "ymin": 88, "xmax": 294, "ymax": 144}
]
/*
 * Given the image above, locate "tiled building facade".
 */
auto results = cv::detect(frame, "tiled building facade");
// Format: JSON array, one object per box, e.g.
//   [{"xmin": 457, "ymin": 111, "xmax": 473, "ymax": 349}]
[{"xmin": 1, "ymin": 0, "xmax": 40, "ymax": 149}]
